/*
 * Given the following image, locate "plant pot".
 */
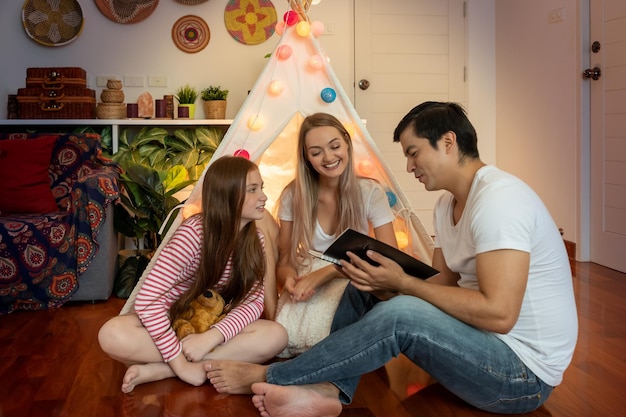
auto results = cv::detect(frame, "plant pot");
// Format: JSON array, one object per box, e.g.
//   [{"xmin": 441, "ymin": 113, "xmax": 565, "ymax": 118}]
[
  {"xmin": 114, "ymin": 249, "xmax": 153, "ymax": 298},
  {"xmin": 178, "ymin": 103, "xmax": 195, "ymax": 119},
  {"xmin": 203, "ymin": 100, "xmax": 227, "ymax": 119}
]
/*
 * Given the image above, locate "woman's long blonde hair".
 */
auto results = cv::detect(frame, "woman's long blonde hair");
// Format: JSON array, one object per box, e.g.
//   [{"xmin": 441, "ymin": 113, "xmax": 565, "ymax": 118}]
[
  {"xmin": 170, "ymin": 156, "xmax": 265, "ymax": 319},
  {"xmin": 280, "ymin": 112, "xmax": 364, "ymax": 265}
]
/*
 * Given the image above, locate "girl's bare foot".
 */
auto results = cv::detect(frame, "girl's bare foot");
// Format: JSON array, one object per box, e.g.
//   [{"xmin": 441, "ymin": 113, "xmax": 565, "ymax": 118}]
[
  {"xmin": 205, "ymin": 360, "xmax": 267, "ymax": 394},
  {"xmin": 251, "ymin": 382, "xmax": 342, "ymax": 417},
  {"xmin": 121, "ymin": 363, "xmax": 175, "ymax": 393}
]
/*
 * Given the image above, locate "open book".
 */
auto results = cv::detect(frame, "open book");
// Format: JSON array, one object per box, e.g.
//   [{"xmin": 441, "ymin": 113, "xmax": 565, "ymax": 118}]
[{"xmin": 309, "ymin": 228, "xmax": 438, "ymax": 280}]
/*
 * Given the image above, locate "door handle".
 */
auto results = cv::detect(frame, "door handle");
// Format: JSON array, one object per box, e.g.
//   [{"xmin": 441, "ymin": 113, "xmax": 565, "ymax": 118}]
[
  {"xmin": 583, "ymin": 67, "xmax": 601, "ymax": 80},
  {"xmin": 358, "ymin": 79, "xmax": 370, "ymax": 90}
]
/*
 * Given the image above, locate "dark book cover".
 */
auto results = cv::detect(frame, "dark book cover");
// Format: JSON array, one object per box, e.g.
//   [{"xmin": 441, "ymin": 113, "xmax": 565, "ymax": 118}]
[{"xmin": 309, "ymin": 228, "xmax": 438, "ymax": 280}]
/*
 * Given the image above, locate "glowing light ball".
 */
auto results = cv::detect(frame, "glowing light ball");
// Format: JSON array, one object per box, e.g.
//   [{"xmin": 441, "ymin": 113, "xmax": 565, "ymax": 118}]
[
  {"xmin": 357, "ymin": 159, "xmax": 375, "ymax": 176},
  {"xmin": 395, "ymin": 231, "xmax": 409, "ymax": 249},
  {"xmin": 308, "ymin": 55, "xmax": 324, "ymax": 70},
  {"xmin": 276, "ymin": 45, "xmax": 292, "ymax": 60},
  {"xmin": 234, "ymin": 149, "xmax": 250, "ymax": 159},
  {"xmin": 386, "ymin": 191, "xmax": 397, "ymax": 207},
  {"xmin": 275, "ymin": 21, "xmax": 285, "ymax": 35},
  {"xmin": 283, "ymin": 11, "xmax": 299, "ymax": 26},
  {"xmin": 311, "ymin": 21, "xmax": 324, "ymax": 37},
  {"xmin": 247, "ymin": 115, "xmax": 264, "ymax": 131},
  {"xmin": 268, "ymin": 80, "xmax": 285, "ymax": 96},
  {"xmin": 296, "ymin": 21, "xmax": 311, "ymax": 37},
  {"xmin": 320, "ymin": 87, "xmax": 336, "ymax": 103}
]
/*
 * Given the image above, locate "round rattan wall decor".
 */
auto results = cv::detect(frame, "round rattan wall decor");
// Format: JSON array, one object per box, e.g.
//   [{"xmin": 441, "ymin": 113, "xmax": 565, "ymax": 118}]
[
  {"xmin": 172, "ymin": 15, "xmax": 210, "ymax": 53},
  {"xmin": 95, "ymin": 0, "xmax": 159, "ymax": 25},
  {"xmin": 22, "ymin": 0, "xmax": 84, "ymax": 47},
  {"xmin": 224, "ymin": 0, "xmax": 276, "ymax": 45},
  {"xmin": 174, "ymin": 0, "xmax": 209, "ymax": 4}
]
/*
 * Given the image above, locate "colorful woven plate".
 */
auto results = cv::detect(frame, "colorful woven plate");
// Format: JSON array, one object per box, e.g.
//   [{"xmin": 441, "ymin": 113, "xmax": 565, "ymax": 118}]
[
  {"xmin": 95, "ymin": 0, "xmax": 159, "ymax": 25},
  {"xmin": 172, "ymin": 15, "xmax": 210, "ymax": 53},
  {"xmin": 174, "ymin": 0, "xmax": 209, "ymax": 4},
  {"xmin": 22, "ymin": 0, "xmax": 84, "ymax": 47},
  {"xmin": 224, "ymin": 0, "xmax": 277, "ymax": 45}
]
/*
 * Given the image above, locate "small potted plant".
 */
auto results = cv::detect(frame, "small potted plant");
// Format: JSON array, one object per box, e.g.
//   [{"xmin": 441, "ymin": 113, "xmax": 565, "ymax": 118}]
[
  {"xmin": 201, "ymin": 85, "xmax": 229, "ymax": 119},
  {"xmin": 174, "ymin": 84, "xmax": 198, "ymax": 119}
]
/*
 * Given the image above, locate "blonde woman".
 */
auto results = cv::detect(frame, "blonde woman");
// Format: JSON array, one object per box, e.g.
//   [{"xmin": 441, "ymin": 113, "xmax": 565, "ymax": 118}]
[{"xmin": 273, "ymin": 112, "xmax": 398, "ymax": 357}]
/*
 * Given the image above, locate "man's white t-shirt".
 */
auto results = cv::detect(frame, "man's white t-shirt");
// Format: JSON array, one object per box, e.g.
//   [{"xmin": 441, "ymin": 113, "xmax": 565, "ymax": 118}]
[{"xmin": 433, "ymin": 165, "xmax": 578, "ymax": 387}]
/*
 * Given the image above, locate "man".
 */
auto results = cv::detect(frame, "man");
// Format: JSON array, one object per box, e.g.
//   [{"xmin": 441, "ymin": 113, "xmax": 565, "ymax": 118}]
[{"xmin": 205, "ymin": 102, "xmax": 578, "ymax": 417}]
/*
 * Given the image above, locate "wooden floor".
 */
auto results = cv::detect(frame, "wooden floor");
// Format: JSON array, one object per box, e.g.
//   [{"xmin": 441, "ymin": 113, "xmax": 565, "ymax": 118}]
[{"xmin": 0, "ymin": 261, "xmax": 624, "ymax": 417}]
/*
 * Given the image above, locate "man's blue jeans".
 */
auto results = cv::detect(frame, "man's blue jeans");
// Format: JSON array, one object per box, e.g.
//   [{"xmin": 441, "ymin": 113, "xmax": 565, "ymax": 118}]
[{"xmin": 266, "ymin": 285, "xmax": 553, "ymax": 414}]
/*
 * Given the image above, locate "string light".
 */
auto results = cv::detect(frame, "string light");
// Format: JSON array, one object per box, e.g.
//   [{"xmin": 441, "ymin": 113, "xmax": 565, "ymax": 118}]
[
  {"xmin": 311, "ymin": 21, "xmax": 324, "ymax": 37},
  {"xmin": 247, "ymin": 115, "xmax": 264, "ymax": 131},
  {"xmin": 268, "ymin": 80, "xmax": 285, "ymax": 96},
  {"xmin": 234, "ymin": 149, "xmax": 250, "ymax": 159},
  {"xmin": 320, "ymin": 87, "xmax": 336, "ymax": 103},
  {"xmin": 296, "ymin": 21, "xmax": 311, "ymax": 37},
  {"xmin": 308, "ymin": 55, "xmax": 324, "ymax": 70},
  {"xmin": 276, "ymin": 45, "xmax": 292, "ymax": 60}
]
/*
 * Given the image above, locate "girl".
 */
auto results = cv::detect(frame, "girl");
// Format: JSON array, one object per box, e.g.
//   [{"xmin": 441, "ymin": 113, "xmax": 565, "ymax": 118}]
[
  {"xmin": 98, "ymin": 156, "xmax": 288, "ymax": 393},
  {"xmin": 274, "ymin": 112, "xmax": 398, "ymax": 357}
]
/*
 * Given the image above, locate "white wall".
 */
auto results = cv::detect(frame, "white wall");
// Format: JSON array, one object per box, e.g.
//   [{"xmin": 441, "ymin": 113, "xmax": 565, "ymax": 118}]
[
  {"xmin": 0, "ymin": 0, "xmax": 581, "ymax": 250},
  {"xmin": 494, "ymin": 0, "xmax": 580, "ymax": 243},
  {"xmin": 0, "ymin": 0, "xmax": 354, "ymax": 120}
]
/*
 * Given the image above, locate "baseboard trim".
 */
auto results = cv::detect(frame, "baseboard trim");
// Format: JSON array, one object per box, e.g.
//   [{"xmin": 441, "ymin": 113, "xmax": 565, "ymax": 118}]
[{"xmin": 564, "ymin": 240, "xmax": 576, "ymax": 261}]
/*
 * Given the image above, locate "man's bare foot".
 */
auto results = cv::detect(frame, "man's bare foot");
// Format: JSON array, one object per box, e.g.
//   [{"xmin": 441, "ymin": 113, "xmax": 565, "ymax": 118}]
[
  {"xmin": 251, "ymin": 382, "xmax": 342, "ymax": 417},
  {"xmin": 121, "ymin": 363, "xmax": 175, "ymax": 393},
  {"xmin": 205, "ymin": 360, "xmax": 268, "ymax": 394}
]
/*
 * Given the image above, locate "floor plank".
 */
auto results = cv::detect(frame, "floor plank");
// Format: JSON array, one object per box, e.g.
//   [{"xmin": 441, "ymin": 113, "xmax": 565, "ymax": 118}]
[{"xmin": 0, "ymin": 262, "xmax": 624, "ymax": 416}]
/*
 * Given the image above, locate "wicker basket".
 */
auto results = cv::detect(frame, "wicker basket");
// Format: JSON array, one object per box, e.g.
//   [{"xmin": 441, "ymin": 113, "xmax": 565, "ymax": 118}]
[
  {"xmin": 203, "ymin": 100, "xmax": 227, "ymax": 119},
  {"xmin": 97, "ymin": 103, "xmax": 126, "ymax": 119},
  {"xmin": 106, "ymin": 79, "xmax": 123, "ymax": 90},
  {"xmin": 101, "ymin": 89, "xmax": 125, "ymax": 103}
]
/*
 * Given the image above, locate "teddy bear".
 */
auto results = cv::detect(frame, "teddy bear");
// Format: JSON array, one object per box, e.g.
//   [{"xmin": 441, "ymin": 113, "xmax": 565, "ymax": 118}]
[{"xmin": 171, "ymin": 289, "xmax": 226, "ymax": 339}]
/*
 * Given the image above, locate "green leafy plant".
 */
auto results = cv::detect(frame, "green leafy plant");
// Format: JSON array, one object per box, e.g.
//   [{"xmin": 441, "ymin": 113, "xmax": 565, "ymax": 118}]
[
  {"xmin": 174, "ymin": 84, "xmax": 198, "ymax": 104},
  {"xmin": 201, "ymin": 85, "xmax": 229, "ymax": 101},
  {"xmin": 108, "ymin": 126, "xmax": 224, "ymax": 249}
]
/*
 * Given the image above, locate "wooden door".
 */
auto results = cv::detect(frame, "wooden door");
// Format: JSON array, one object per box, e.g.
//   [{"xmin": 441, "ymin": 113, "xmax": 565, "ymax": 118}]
[
  {"xmin": 589, "ymin": 0, "xmax": 626, "ymax": 272},
  {"xmin": 354, "ymin": 0, "xmax": 466, "ymax": 235}
]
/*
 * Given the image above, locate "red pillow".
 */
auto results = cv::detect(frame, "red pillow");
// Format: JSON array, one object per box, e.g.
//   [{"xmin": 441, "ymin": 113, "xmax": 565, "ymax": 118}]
[{"xmin": 0, "ymin": 136, "xmax": 60, "ymax": 215}]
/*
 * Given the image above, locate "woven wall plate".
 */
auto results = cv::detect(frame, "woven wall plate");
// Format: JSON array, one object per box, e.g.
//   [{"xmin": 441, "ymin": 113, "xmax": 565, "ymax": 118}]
[
  {"xmin": 174, "ymin": 0, "xmax": 209, "ymax": 4},
  {"xmin": 172, "ymin": 15, "xmax": 210, "ymax": 53},
  {"xmin": 95, "ymin": 0, "xmax": 159, "ymax": 25},
  {"xmin": 224, "ymin": 0, "xmax": 276, "ymax": 45},
  {"xmin": 22, "ymin": 0, "xmax": 84, "ymax": 47}
]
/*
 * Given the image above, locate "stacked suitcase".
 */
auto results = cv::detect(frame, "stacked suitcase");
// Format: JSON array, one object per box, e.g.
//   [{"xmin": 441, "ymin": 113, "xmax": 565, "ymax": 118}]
[{"xmin": 16, "ymin": 67, "xmax": 96, "ymax": 119}]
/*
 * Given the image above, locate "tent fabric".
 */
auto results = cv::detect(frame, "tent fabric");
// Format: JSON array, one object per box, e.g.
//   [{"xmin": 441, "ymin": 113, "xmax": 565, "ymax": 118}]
[{"xmin": 120, "ymin": 12, "xmax": 434, "ymax": 315}]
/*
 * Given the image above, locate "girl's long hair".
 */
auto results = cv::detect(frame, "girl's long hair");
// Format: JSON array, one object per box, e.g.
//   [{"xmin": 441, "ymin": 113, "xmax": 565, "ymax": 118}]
[
  {"xmin": 281, "ymin": 112, "xmax": 364, "ymax": 265},
  {"xmin": 170, "ymin": 156, "xmax": 265, "ymax": 320}
]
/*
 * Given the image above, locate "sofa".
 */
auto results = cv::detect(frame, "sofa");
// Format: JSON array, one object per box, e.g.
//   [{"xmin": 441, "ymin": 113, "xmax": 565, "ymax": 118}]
[{"xmin": 0, "ymin": 132, "xmax": 120, "ymax": 314}]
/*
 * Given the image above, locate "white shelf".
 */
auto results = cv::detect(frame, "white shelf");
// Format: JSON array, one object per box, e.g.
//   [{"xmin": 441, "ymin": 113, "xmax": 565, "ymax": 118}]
[
  {"xmin": 0, "ymin": 118, "xmax": 233, "ymax": 126},
  {"xmin": 0, "ymin": 119, "xmax": 233, "ymax": 153}
]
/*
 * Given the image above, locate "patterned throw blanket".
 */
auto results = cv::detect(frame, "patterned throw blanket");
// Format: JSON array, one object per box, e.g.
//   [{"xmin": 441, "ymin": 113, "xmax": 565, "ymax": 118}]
[{"xmin": 0, "ymin": 133, "xmax": 120, "ymax": 314}]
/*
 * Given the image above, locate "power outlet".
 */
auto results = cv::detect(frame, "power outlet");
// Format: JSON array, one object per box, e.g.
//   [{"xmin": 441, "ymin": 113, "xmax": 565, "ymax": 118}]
[
  {"xmin": 125, "ymin": 75, "xmax": 145, "ymax": 87},
  {"xmin": 548, "ymin": 8, "xmax": 564, "ymax": 23},
  {"xmin": 148, "ymin": 75, "xmax": 168, "ymax": 87},
  {"xmin": 96, "ymin": 75, "xmax": 117, "ymax": 87}
]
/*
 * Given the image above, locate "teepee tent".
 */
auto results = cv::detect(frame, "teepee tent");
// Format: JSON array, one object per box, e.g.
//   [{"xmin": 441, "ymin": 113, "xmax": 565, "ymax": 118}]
[{"xmin": 121, "ymin": 2, "xmax": 433, "ymax": 314}]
